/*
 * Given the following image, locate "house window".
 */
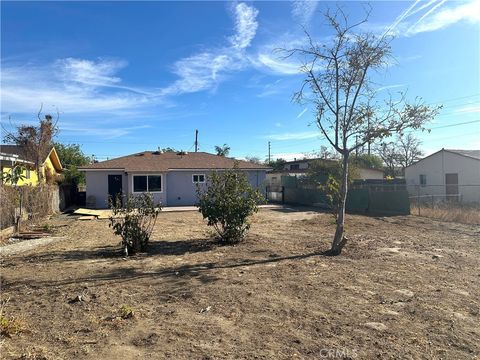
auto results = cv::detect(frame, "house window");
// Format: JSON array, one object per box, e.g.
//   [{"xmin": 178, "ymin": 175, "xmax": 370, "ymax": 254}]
[
  {"xmin": 192, "ymin": 174, "xmax": 205, "ymax": 183},
  {"xmin": 25, "ymin": 168, "xmax": 30, "ymax": 179},
  {"xmin": 133, "ymin": 175, "xmax": 162, "ymax": 192},
  {"xmin": 290, "ymin": 164, "xmax": 300, "ymax": 170},
  {"xmin": 419, "ymin": 174, "xmax": 427, "ymax": 187}
]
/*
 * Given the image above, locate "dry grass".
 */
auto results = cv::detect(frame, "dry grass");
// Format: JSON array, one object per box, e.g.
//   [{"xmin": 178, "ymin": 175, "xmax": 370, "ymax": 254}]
[
  {"xmin": 0, "ymin": 184, "xmax": 58, "ymax": 231},
  {"xmin": 411, "ymin": 204, "xmax": 480, "ymax": 225},
  {"xmin": 1, "ymin": 209, "xmax": 479, "ymax": 359},
  {"xmin": 0, "ymin": 299, "xmax": 26, "ymax": 338}
]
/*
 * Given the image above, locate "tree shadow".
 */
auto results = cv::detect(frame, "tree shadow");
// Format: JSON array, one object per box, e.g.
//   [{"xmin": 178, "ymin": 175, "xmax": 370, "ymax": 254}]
[
  {"xmin": 269, "ymin": 205, "xmax": 330, "ymax": 214},
  {"xmin": 2, "ymin": 238, "xmax": 216, "ymax": 266},
  {"xmin": 3, "ymin": 249, "xmax": 326, "ymax": 291}
]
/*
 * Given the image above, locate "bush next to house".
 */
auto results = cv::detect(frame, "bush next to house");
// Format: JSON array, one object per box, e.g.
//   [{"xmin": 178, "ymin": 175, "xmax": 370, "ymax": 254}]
[
  {"xmin": 109, "ymin": 193, "xmax": 161, "ymax": 256},
  {"xmin": 196, "ymin": 167, "xmax": 265, "ymax": 244}
]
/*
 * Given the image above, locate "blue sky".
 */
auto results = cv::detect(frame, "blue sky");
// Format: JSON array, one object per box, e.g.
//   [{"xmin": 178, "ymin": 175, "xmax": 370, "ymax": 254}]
[{"xmin": 1, "ymin": 0, "xmax": 479, "ymax": 161}]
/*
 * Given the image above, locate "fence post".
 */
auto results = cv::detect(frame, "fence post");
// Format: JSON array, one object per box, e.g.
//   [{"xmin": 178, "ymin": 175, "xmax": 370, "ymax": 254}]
[
  {"xmin": 417, "ymin": 186, "xmax": 420, "ymax": 216},
  {"xmin": 431, "ymin": 194, "xmax": 434, "ymax": 209}
]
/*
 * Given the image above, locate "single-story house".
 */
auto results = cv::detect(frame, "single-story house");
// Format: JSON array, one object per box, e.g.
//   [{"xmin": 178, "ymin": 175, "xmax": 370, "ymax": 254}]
[
  {"xmin": 1, "ymin": 145, "xmax": 63, "ymax": 186},
  {"xmin": 266, "ymin": 157, "xmax": 384, "ymax": 187},
  {"xmin": 405, "ymin": 149, "xmax": 480, "ymax": 204},
  {"xmin": 79, "ymin": 151, "xmax": 269, "ymax": 208}
]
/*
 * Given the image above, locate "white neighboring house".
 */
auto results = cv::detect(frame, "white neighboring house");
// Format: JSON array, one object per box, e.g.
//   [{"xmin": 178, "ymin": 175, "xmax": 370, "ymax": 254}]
[{"xmin": 405, "ymin": 149, "xmax": 480, "ymax": 204}]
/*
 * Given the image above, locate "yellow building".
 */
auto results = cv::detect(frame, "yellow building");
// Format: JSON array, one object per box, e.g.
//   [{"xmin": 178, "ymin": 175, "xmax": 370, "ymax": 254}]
[{"xmin": 0, "ymin": 145, "xmax": 63, "ymax": 186}]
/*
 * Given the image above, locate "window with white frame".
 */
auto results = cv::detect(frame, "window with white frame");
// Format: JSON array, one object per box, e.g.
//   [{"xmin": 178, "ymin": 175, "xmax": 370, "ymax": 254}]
[
  {"xmin": 133, "ymin": 175, "xmax": 162, "ymax": 192},
  {"xmin": 192, "ymin": 174, "xmax": 205, "ymax": 183}
]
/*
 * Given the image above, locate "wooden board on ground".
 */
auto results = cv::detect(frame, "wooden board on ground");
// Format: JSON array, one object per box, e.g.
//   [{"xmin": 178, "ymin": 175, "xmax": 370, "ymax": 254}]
[
  {"xmin": 73, "ymin": 208, "xmax": 103, "ymax": 217},
  {"xmin": 78, "ymin": 216, "xmax": 97, "ymax": 221}
]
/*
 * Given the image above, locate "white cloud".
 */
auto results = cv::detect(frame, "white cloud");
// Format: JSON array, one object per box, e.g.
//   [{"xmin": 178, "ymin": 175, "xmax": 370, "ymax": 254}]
[
  {"xmin": 454, "ymin": 105, "xmax": 480, "ymax": 114},
  {"xmin": 382, "ymin": 0, "xmax": 480, "ymax": 37},
  {"xmin": 160, "ymin": 2, "xmax": 259, "ymax": 96},
  {"xmin": 296, "ymin": 108, "xmax": 308, "ymax": 118},
  {"xmin": 271, "ymin": 152, "xmax": 307, "ymax": 161},
  {"xmin": 230, "ymin": 2, "xmax": 259, "ymax": 49},
  {"xmin": 57, "ymin": 58, "xmax": 124, "ymax": 86},
  {"xmin": 291, "ymin": 0, "xmax": 319, "ymax": 25},
  {"xmin": 60, "ymin": 123, "xmax": 151, "ymax": 139},
  {"xmin": 255, "ymin": 53, "xmax": 301, "ymax": 75},
  {"xmin": 406, "ymin": 0, "xmax": 480, "ymax": 35},
  {"xmin": 1, "ymin": 59, "xmax": 151, "ymax": 115},
  {"xmin": 266, "ymin": 131, "xmax": 318, "ymax": 141},
  {"xmin": 375, "ymin": 84, "xmax": 407, "ymax": 93}
]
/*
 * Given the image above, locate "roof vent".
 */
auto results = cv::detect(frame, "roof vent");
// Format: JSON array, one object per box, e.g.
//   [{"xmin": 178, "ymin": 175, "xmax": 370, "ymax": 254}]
[
  {"xmin": 176, "ymin": 151, "xmax": 187, "ymax": 156},
  {"xmin": 152, "ymin": 151, "xmax": 162, "ymax": 155},
  {"xmin": 135, "ymin": 152, "xmax": 145, "ymax": 157}
]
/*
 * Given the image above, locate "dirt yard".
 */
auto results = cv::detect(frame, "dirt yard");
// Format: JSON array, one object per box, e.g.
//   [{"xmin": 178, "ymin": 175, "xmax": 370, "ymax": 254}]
[{"xmin": 1, "ymin": 208, "xmax": 479, "ymax": 359}]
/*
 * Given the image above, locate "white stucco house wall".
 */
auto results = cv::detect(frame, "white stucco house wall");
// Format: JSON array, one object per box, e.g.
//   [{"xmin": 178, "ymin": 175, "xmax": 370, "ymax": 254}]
[
  {"xmin": 405, "ymin": 149, "xmax": 480, "ymax": 204},
  {"xmin": 79, "ymin": 151, "xmax": 269, "ymax": 208}
]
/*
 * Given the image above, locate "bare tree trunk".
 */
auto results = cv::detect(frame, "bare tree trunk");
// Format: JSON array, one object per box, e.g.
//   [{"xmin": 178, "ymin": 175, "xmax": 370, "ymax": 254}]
[{"xmin": 331, "ymin": 153, "xmax": 349, "ymax": 255}]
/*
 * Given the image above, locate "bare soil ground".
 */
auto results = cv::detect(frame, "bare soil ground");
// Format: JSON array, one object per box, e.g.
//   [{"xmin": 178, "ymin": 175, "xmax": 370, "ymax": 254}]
[{"xmin": 1, "ymin": 208, "xmax": 479, "ymax": 359}]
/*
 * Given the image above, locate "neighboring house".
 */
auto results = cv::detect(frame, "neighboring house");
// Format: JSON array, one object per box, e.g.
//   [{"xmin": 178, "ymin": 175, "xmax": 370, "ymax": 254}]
[
  {"xmin": 0, "ymin": 145, "xmax": 63, "ymax": 186},
  {"xmin": 405, "ymin": 149, "xmax": 480, "ymax": 203},
  {"xmin": 266, "ymin": 157, "xmax": 384, "ymax": 187},
  {"xmin": 79, "ymin": 151, "xmax": 270, "ymax": 208}
]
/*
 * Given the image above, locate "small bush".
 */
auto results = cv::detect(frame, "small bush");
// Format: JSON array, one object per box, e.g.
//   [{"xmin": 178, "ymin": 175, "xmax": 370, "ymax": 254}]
[
  {"xmin": 196, "ymin": 168, "xmax": 265, "ymax": 244},
  {"xmin": 109, "ymin": 193, "xmax": 161, "ymax": 256}
]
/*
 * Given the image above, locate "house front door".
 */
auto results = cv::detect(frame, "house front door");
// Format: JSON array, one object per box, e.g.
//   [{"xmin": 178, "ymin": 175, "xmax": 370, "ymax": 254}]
[
  {"xmin": 108, "ymin": 175, "xmax": 123, "ymax": 202},
  {"xmin": 445, "ymin": 173, "xmax": 459, "ymax": 201}
]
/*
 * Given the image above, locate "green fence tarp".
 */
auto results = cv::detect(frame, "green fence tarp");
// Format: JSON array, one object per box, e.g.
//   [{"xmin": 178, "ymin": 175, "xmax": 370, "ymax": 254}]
[
  {"xmin": 369, "ymin": 190, "xmax": 410, "ymax": 215},
  {"xmin": 281, "ymin": 176, "xmax": 299, "ymax": 188},
  {"xmin": 284, "ymin": 188, "xmax": 329, "ymax": 206},
  {"xmin": 346, "ymin": 189, "xmax": 369, "ymax": 213}
]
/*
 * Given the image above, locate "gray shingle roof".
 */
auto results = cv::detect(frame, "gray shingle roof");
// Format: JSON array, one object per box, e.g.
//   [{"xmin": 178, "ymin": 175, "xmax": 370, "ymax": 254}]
[{"xmin": 445, "ymin": 149, "xmax": 480, "ymax": 160}]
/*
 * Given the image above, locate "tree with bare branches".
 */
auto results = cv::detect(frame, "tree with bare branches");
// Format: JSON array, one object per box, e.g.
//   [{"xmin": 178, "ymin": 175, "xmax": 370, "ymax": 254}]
[
  {"xmin": 3, "ymin": 106, "xmax": 59, "ymax": 182},
  {"xmin": 396, "ymin": 133, "xmax": 423, "ymax": 171},
  {"xmin": 375, "ymin": 141, "xmax": 398, "ymax": 178},
  {"xmin": 285, "ymin": 8, "xmax": 441, "ymax": 255}
]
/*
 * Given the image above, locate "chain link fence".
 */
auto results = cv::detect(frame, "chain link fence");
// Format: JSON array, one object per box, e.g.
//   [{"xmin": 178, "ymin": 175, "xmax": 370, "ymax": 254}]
[{"xmin": 406, "ymin": 184, "xmax": 480, "ymax": 225}]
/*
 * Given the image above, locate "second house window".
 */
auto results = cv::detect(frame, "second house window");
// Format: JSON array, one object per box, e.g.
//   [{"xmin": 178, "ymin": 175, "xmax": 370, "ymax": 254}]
[{"xmin": 192, "ymin": 174, "xmax": 205, "ymax": 183}]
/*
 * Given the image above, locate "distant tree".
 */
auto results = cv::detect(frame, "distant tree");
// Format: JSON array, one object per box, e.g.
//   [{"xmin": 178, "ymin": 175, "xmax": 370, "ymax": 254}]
[
  {"xmin": 196, "ymin": 167, "xmax": 265, "ymax": 244},
  {"xmin": 267, "ymin": 158, "xmax": 287, "ymax": 170},
  {"xmin": 350, "ymin": 153, "xmax": 383, "ymax": 170},
  {"xmin": 54, "ymin": 143, "xmax": 91, "ymax": 186},
  {"xmin": 161, "ymin": 147, "xmax": 178, "ymax": 153},
  {"xmin": 285, "ymin": 8, "xmax": 441, "ymax": 255},
  {"xmin": 215, "ymin": 144, "xmax": 230, "ymax": 157},
  {"xmin": 396, "ymin": 133, "xmax": 423, "ymax": 170},
  {"xmin": 245, "ymin": 156, "xmax": 261, "ymax": 164},
  {"xmin": 316, "ymin": 145, "xmax": 336, "ymax": 160},
  {"xmin": 3, "ymin": 107, "xmax": 59, "ymax": 181},
  {"xmin": 375, "ymin": 142, "xmax": 398, "ymax": 178}
]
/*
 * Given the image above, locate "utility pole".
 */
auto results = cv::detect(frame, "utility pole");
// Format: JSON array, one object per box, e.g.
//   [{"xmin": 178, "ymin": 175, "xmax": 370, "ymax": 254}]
[
  {"xmin": 195, "ymin": 129, "xmax": 198, "ymax": 152},
  {"xmin": 268, "ymin": 141, "xmax": 271, "ymax": 164},
  {"xmin": 367, "ymin": 114, "xmax": 371, "ymax": 155}
]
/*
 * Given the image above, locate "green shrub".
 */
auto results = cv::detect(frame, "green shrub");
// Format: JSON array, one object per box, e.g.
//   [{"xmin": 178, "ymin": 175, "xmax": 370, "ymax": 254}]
[
  {"xmin": 109, "ymin": 193, "xmax": 161, "ymax": 256},
  {"xmin": 196, "ymin": 168, "xmax": 265, "ymax": 244}
]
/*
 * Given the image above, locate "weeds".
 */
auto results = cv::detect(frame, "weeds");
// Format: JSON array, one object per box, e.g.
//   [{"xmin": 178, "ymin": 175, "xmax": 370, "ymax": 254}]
[
  {"xmin": 412, "ymin": 204, "xmax": 480, "ymax": 225},
  {"xmin": 119, "ymin": 305, "xmax": 135, "ymax": 319},
  {"xmin": 0, "ymin": 299, "xmax": 25, "ymax": 337}
]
